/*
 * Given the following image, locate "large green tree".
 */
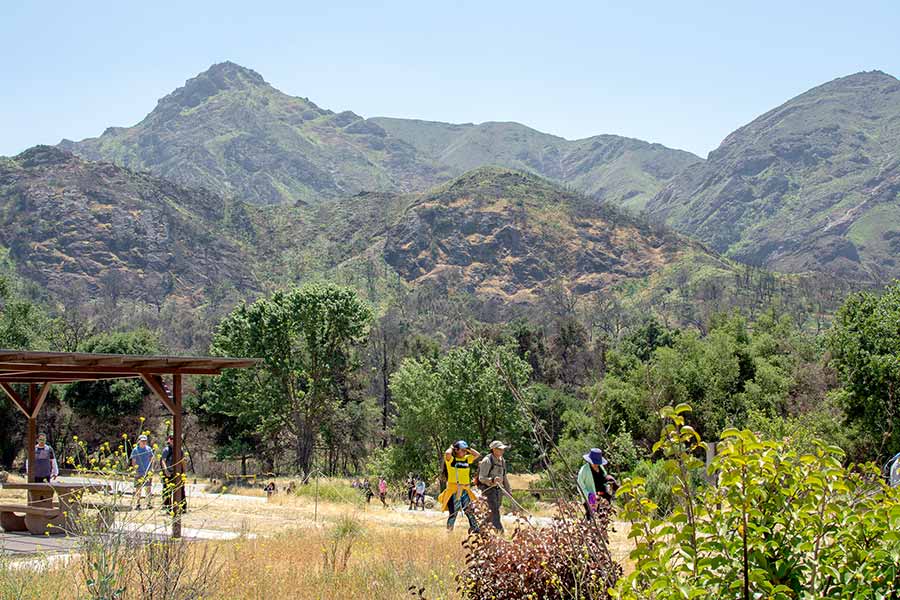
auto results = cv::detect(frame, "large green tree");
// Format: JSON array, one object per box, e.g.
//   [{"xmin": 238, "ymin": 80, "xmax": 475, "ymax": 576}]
[
  {"xmin": 597, "ymin": 313, "xmax": 808, "ymax": 449},
  {"xmin": 63, "ymin": 329, "xmax": 161, "ymax": 419},
  {"xmin": 828, "ymin": 282, "xmax": 900, "ymax": 459},
  {"xmin": 207, "ymin": 284, "xmax": 372, "ymax": 475},
  {"xmin": 0, "ymin": 272, "xmax": 48, "ymax": 467},
  {"xmin": 389, "ymin": 339, "xmax": 532, "ymax": 478}
]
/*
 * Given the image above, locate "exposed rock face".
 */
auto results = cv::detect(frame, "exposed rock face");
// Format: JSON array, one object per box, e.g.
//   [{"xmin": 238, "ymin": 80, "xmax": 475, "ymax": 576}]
[
  {"xmin": 0, "ymin": 146, "xmax": 256, "ymax": 300},
  {"xmin": 647, "ymin": 71, "xmax": 900, "ymax": 282},
  {"xmin": 59, "ymin": 62, "xmax": 700, "ymax": 209},
  {"xmin": 0, "ymin": 148, "xmax": 725, "ymax": 312},
  {"xmin": 382, "ymin": 168, "xmax": 689, "ymax": 303}
]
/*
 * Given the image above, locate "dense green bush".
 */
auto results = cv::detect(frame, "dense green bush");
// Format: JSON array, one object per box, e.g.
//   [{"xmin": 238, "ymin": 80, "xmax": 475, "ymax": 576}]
[{"xmin": 615, "ymin": 404, "xmax": 900, "ymax": 599}]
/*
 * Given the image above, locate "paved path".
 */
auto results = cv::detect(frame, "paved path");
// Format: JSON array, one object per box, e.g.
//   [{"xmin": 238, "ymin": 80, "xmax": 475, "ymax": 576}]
[{"xmin": 0, "ymin": 532, "xmax": 78, "ymax": 557}]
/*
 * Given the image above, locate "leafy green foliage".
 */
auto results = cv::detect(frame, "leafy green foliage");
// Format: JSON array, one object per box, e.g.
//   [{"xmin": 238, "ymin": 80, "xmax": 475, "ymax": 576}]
[
  {"xmin": 828, "ymin": 282, "xmax": 900, "ymax": 460},
  {"xmin": 63, "ymin": 329, "xmax": 161, "ymax": 419},
  {"xmin": 0, "ymin": 264, "xmax": 50, "ymax": 466},
  {"xmin": 388, "ymin": 339, "xmax": 531, "ymax": 479},
  {"xmin": 615, "ymin": 405, "xmax": 900, "ymax": 599},
  {"xmin": 206, "ymin": 283, "xmax": 373, "ymax": 474},
  {"xmin": 598, "ymin": 313, "xmax": 820, "ymax": 448}
]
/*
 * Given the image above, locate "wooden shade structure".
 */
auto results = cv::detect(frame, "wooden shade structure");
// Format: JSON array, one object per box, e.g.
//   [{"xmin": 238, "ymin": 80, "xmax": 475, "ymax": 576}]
[{"xmin": 0, "ymin": 350, "xmax": 257, "ymax": 537}]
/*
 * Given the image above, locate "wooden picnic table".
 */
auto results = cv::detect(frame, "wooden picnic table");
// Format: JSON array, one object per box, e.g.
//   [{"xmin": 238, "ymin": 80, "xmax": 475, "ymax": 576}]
[{"xmin": 0, "ymin": 481, "xmax": 110, "ymax": 534}]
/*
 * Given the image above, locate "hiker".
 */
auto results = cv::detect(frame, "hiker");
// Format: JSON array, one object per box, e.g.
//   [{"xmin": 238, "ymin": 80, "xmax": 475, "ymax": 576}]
[
  {"xmin": 577, "ymin": 448, "xmax": 615, "ymax": 520},
  {"xmin": 438, "ymin": 440, "xmax": 481, "ymax": 533},
  {"xmin": 264, "ymin": 481, "xmax": 276, "ymax": 500},
  {"xmin": 406, "ymin": 473, "xmax": 416, "ymax": 505},
  {"xmin": 160, "ymin": 434, "xmax": 177, "ymax": 511},
  {"xmin": 363, "ymin": 479, "xmax": 374, "ymax": 503},
  {"xmin": 378, "ymin": 477, "xmax": 388, "ymax": 506},
  {"xmin": 413, "ymin": 477, "xmax": 426, "ymax": 510},
  {"xmin": 478, "ymin": 440, "xmax": 512, "ymax": 532},
  {"xmin": 130, "ymin": 434, "xmax": 155, "ymax": 509},
  {"xmin": 887, "ymin": 452, "xmax": 900, "ymax": 488},
  {"xmin": 31, "ymin": 433, "xmax": 59, "ymax": 483}
]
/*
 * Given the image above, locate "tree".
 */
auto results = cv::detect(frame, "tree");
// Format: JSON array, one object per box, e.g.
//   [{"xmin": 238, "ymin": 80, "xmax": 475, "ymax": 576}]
[
  {"xmin": 208, "ymin": 284, "xmax": 372, "ymax": 475},
  {"xmin": 828, "ymin": 282, "xmax": 900, "ymax": 460},
  {"xmin": 389, "ymin": 339, "xmax": 532, "ymax": 478},
  {"xmin": 0, "ymin": 272, "xmax": 48, "ymax": 467},
  {"xmin": 63, "ymin": 329, "xmax": 161, "ymax": 419}
]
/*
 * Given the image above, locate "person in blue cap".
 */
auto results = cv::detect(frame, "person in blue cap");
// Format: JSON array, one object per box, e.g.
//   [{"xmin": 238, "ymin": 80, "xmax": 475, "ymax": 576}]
[
  {"xmin": 438, "ymin": 440, "xmax": 481, "ymax": 533},
  {"xmin": 577, "ymin": 448, "xmax": 614, "ymax": 520}
]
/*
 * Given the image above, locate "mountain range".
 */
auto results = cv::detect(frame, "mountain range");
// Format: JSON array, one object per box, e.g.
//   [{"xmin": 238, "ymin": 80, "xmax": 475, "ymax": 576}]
[
  {"xmin": 60, "ymin": 62, "xmax": 700, "ymax": 210},
  {"xmin": 1, "ymin": 146, "xmax": 726, "ymax": 313},
  {"xmin": 2, "ymin": 61, "xmax": 897, "ymax": 325},
  {"xmin": 646, "ymin": 70, "xmax": 900, "ymax": 283}
]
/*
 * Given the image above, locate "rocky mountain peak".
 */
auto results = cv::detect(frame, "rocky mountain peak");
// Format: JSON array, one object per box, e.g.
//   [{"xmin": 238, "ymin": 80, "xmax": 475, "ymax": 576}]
[
  {"xmin": 154, "ymin": 61, "xmax": 269, "ymax": 113},
  {"xmin": 15, "ymin": 145, "xmax": 78, "ymax": 168}
]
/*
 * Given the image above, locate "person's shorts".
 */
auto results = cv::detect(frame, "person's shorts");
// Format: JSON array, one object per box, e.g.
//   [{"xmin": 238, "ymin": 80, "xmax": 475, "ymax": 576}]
[{"xmin": 135, "ymin": 474, "xmax": 152, "ymax": 488}]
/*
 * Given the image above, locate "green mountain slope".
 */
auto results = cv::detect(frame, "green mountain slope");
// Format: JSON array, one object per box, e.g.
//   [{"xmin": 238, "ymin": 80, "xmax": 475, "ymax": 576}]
[
  {"xmin": 59, "ymin": 61, "xmax": 699, "ymax": 210},
  {"xmin": 4, "ymin": 148, "xmax": 827, "ymax": 329},
  {"xmin": 371, "ymin": 118, "xmax": 701, "ymax": 211},
  {"xmin": 60, "ymin": 62, "xmax": 447, "ymax": 205},
  {"xmin": 647, "ymin": 70, "xmax": 900, "ymax": 282},
  {"xmin": 0, "ymin": 146, "xmax": 256, "ymax": 301}
]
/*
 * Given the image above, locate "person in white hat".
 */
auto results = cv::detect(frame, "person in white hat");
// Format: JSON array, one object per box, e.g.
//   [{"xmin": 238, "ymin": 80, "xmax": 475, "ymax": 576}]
[
  {"xmin": 130, "ymin": 434, "xmax": 155, "ymax": 509},
  {"xmin": 478, "ymin": 441, "xmax": 511, "ymax": 532}
]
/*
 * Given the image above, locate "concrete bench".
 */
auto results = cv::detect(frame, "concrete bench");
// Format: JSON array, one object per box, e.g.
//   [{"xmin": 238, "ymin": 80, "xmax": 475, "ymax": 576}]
[{"xmin": 0, "ymin": 504, "xmax": 66, "ymax": 534}]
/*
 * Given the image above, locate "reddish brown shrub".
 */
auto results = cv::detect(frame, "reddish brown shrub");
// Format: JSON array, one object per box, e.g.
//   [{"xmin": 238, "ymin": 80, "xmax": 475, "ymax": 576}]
[{"xmin": 456, "ymin": 499, "xmax": 622, "ymax": 599}]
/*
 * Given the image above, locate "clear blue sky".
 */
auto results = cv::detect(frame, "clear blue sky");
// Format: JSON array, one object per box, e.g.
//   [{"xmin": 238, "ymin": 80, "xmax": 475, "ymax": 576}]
[{"xmin": 3, "ymin": 0, "xmax": 898, "ymax": 158}]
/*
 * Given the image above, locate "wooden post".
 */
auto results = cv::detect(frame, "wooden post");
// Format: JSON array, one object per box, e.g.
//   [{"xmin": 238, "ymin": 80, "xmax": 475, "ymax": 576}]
[
  {"xmin": 27, "ymin": 384, "xmax": 37, "ymax": 483},
  {"xmin": 172, "ymin": 373, "xmax": 184, "ymax": 539}
]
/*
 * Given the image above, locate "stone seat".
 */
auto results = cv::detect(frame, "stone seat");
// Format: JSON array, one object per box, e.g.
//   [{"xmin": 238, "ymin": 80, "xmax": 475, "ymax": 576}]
[{"xmin": 0, "ymin": 504, "xmax": 65, "ymax": 534}]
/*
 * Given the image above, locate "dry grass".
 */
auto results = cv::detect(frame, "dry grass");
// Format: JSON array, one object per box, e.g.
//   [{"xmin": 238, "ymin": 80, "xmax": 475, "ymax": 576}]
[{"xmin": 2, "ymin": 477, "xmax": 635, "ymax": 599}]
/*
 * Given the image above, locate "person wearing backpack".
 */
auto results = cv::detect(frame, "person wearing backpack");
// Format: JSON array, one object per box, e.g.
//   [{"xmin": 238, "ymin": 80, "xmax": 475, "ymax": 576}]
[
  {"xmin": 478, "ymin": 441, "xmax": 511, "ymax": 532},
  {"xmin": 437, "ymin": 440, "xmax": 481, "ymax": 533}
]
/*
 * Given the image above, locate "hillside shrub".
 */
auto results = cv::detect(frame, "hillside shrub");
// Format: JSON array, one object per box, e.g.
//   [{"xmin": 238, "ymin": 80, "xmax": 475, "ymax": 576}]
[{"xmin": 615, "ymin": 404, "xmax": 900, "ymax": 599}]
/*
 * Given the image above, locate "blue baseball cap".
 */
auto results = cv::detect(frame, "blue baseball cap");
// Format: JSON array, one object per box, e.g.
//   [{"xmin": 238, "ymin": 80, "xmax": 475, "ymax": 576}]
[{"xmin": 455, "ymin": 440, "xmax": 469, "ymax": 449}]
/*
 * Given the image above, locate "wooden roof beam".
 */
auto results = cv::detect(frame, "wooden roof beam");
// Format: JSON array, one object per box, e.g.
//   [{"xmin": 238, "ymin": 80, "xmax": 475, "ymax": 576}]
[
  {"xmin": 140, "ymin": 373, "xmax": 176, "ymax": 414},
  {"xmin": 0, "ymin": 382, "xmax": 29, "ymax": 417},
  {"xmin": 29, "ymin": 383, "xmax": 51, "ymax": 418}
]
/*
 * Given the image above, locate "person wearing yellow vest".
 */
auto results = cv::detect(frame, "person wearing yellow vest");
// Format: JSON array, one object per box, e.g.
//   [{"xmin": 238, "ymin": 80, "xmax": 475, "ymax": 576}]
[{"xmin": 438, "ymin": 440, "xmax": 481, "ymax": 533}]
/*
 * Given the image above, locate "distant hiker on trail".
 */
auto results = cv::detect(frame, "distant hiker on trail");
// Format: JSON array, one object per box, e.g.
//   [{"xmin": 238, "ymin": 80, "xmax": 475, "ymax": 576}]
[
  {"xmin": 412, "ymin": 477, "xmax": 426, "ymax": 510},
  {"xmin": 406, "ymin": 473, "xmax": 416, "ymax": 505},
  {"xmin": 30, "ymin": 433, "xmax": 59, "ymax": 483},
  {"xmin": 378, "ymin": 477, "xmax": 388, "ymax": 506},
  {"xmin": 577, "ymin": 448, "xmax": 616, "ymax": 520},
  {"xmin": 130, "ymin": 434, "xmax": 155, "ymax": 509},
  {"xmin": 363, "ymin": 479, "xmax": 374, "ymax": 503},
  {"xmin": 478, "ymin": 440, "xmax": 511, "ymax": 533},
  {"xmin": 438, "ymin": 440, "xmax": 481, "ymax": 533}
]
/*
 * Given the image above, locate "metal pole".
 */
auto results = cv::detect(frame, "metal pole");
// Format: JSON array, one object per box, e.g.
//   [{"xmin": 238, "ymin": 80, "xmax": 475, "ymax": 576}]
[{"xmin": 314, "ymin": 472, "xmax": 319, "ymax": 524}]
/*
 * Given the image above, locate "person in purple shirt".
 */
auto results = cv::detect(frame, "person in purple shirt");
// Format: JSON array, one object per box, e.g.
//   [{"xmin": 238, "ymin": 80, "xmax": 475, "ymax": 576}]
[{"xmin": 31, "ymin": 433, "xmax": 59, "ymax": 483}]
